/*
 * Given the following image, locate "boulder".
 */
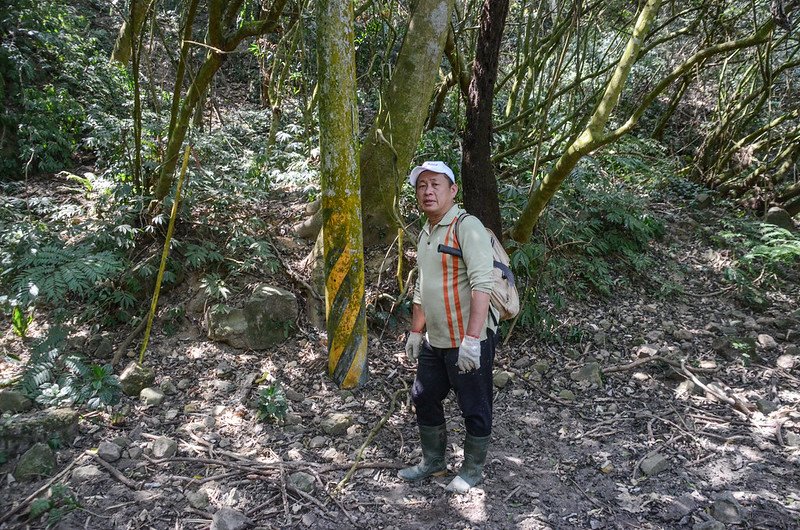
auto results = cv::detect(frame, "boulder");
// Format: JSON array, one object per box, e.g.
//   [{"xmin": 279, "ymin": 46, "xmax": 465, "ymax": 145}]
[
  {"xmin": 120, "ymin": 362, "xmax": 156, "ymax": 397},
  {"xmin": 0, "ymin": 390, "xmax": 33, "ymax": 413},
  {"xmin": 206, "ymin": 284, "xmax": 298, "ymax": 350},
  {"xmin": 0, "ymin": 408, "xmax": 78, "ymax": 458},
  {"xmin": 14, "ymin": 442, "xmax": 56, "ymax": 481},
  {"xmin": 764, "ymin": 206, "xmax": 795, "ymax": 232}
]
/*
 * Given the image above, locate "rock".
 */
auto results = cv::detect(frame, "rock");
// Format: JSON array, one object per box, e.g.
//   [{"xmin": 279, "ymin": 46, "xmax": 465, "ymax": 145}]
[
  {"xmin": 211, "ymin": 507, "xmax": 252, "ymax": 530},
  {"xmin": 140, "ymin": 387, "xmax": 165, "ymax": 406},
  {"xmin": 0, "ymin": 390, "xmax": 34, "ymax": 413},
  {"xmin": 97, "ymin": 441, "xmax": 122, "ymax": 462},
  {"xmin": 695, "ymin": 192, "xmax": 712, "ymax": 207},
  {"xmin": 777, "ymin": 354, "xmax": 796, "ymax": 369},
  {"xmin": 493, "ymin": 371, "xmax": 513, "ymax": 388},
  {"xmin": 672, "ymin": 329, "xmax": 694, "ymax": 341},
  {"xmin": 14, "ymin": 442, "xmax": 55, "ymax": 481},
  {"xmin": 177, "ymin": 379, "xmax": 192, "ymax": 390},
  {"xmin": 710, "ymin": 492, "xmax": 744, "ymax": 524},
  {"xmin": 120, "ymin": 362, "xmax": 155, "ymax": 397},
  {"xmin": 0, "ymin": 408, "xmax": 78, "ymax": 458},
  {"xmin": 185, "ymin": 490, "xmax": 209, "ymax": 509},
  {"xmin": 693, "ymin": 521, "xmax": 725, "ymax": 530},
  {"xmin": 533, "ymin": 361, "xmax": 550, "ymax": 374},
  {"xmin": 206, "ymin": 284, "xmax": 298, "ymax": 350},
  {"xmin": 646, "ymin": 330, "xmax": 663, "ymax": 342},
  {"xmin": 636, "ymin": 345, "xmax": 659, "ymax": 358},
  {"xmin": 93, "ymin": 337, "xmax": 114, "ymax": 358},
  {"xmin": 712, "ymin": 336, "xmax": 757, "ymax": 363},
  {"xmin": 72, "ymin": 465, "xmax": 104, "ymax": 483},
  {"xmin": 785, "ymin": 431, "xmax": 800, "ymax": 447},
  {"xmin": 558, "ymin": 390, "xmax": 575, "ymax": 401},
  {"xmin": 764, "ymin": 206, "xmax": 795, "ymax": 232},
  {"xmin": 285, "ymin": 388, "xmax": 304, "ymax": 402},
  {"xmin": 640, "ymin": 453, "xmax": 670, "ymax": 476},
  {"xmin": 660, "ymin": 494, "xmax": 697, "ymax": 521},
  {"xmin": 514, "ymin": 357, "xmax": 532, "ymax": 369},
  {"xmin": 321, "ymin": 413, "xmax": 352, "ymax": 436},
  {"xmin": 160, "ymin": 378, "xmax": 178, "ymax": 395},
  {"xmin": 213, "ymin": 380, "xmax": 237, "ymax": 394},
  {"xmin": 309, "ymin": 436, "xmax": 327, "ymax": 449},
  {"xmin": 152, "ymin": 436, "xmax": 178, "ymax": 458},
  {"xmin": 289, "ymin": 471, "xmax": 315, "ymax": 493},
  {"xmin": 757, "ymin": 334, "xmax": 778, "ymax": 350},
  {"xmin": 756, "ymin": 399, "xmax": 778, "ymax": 414},
  {"xmin": 570, "ymin": 362, "xmax": 603, "ymax": 386},
  {"xmin": 599, "ymin": 461, "xmax": 614, "ymax": 474}
]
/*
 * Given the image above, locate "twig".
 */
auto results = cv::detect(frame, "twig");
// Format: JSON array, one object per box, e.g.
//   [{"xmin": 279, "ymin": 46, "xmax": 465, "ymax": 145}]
[
  {"xmin": 0, "ymin": 452, "xmax": 87, "ymax": 526},
  {"xmin": 334, "ymin": 388, "xmax": 404, "ymax": 493},
  {"xmin": 111, "ymin": 317, "xmax": 147, "ymax": 365},
  {"xmin": 87, "ymin": 451, "xmax": 139, "ymax": 490},
  {"xmin": 268, "ymin": 240, "xmax": 323, "ymax": 302},
  {"xmin": 603, "ymin": 355, "xmax": 717, "ymax": 374},
  {"xmin": 681, "ymin": 361, "xmax": 752, "ymax": 418}
]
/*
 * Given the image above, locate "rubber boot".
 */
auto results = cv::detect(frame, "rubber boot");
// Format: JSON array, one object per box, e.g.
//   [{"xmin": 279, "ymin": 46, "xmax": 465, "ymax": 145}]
[
  {"xmin": 398, "ymin": 424, "xmax": 447, "ymax": 481},
  {"xmin": 445, "ymin": 433, "xmax": 490, "ymax": 493}
]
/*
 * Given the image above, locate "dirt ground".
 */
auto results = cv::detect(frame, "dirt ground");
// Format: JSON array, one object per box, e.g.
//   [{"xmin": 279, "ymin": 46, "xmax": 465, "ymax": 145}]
[{"xmin": 1, "ymin": 190, "xmax": 799, "ymax": 530}]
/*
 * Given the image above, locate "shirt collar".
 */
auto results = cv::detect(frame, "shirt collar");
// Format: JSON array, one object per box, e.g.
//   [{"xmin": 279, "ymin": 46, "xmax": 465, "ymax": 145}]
[{"xmin": 424, "ymin": 204, "xmax": 461, "ymax": 233}]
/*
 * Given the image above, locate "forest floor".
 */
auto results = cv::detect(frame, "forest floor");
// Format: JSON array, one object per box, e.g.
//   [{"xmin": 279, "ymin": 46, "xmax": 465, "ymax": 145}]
[{"xmin": 2, "ymin": 178, "xmax": 800, "ymax": 530}]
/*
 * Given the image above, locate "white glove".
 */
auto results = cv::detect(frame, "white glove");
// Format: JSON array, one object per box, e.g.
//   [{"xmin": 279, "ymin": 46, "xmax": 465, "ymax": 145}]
[
  {"xmin": 405, "ymin": 331, "xmax": 424, "ymax": 363},
  {"xmin": 457, "ymin": 335, "xmax": 482, "ymax": 372}
]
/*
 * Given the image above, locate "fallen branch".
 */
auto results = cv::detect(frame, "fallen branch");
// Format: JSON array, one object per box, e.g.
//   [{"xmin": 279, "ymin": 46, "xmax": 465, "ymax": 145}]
[
  {"xmin": 604, "ymin": 355, "xmax": 718, "ymax": 374},
  {"xmin": 111, "ymin": 317, "xmax": 147, "ymax": 366},
  {"xmin": 681, "ymin": 361, "xmax": 752, "ymax": 417},
  {"xmin": 87, "ymin": 450, "xmax": 139, "ymax": 489}
]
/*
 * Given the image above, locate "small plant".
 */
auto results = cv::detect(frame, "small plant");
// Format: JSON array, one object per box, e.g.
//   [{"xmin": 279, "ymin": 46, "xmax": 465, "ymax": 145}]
[
  {"xmin": 28, "ymin": 483, "xmax": 80, "ymax": 525},
  {"xmin": 256, "ymin": 383, "xmax": 289, "ymax": 423},
  {"xmin": 11, "ymin": 305, "xmax": 33, "ymax": 337}
]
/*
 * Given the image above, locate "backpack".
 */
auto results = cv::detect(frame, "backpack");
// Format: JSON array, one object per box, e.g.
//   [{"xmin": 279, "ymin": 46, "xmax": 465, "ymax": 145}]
[{"xmin": 437, "ymin": 212, "xmax": 520, "ymax": 323}]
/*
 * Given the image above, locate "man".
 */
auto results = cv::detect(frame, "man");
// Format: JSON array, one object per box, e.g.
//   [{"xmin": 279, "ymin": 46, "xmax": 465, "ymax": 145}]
[{"xmin": 399, "ymin": 160, "xmax": 499, "ymax": 494}]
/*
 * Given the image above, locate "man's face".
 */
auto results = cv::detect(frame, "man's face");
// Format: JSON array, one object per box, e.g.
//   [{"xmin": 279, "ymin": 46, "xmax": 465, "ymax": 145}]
[{"xmin": 415, "ymin": 171, "xmax": 457, "ymax": 219}]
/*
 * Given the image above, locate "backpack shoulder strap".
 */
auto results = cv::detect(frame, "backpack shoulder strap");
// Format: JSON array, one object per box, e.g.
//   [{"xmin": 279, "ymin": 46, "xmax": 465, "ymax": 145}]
[{"xmin": 454, "ymin": 211, "xmax": 471, "ymax": 248}]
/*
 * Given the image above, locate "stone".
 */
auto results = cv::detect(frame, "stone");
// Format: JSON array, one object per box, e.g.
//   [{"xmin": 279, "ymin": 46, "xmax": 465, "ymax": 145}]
[
  {"xmin": 640, "ymin": 453, "xmax": 670, "ymax": 476},
  {"xmin": 756, "ymin": 399, "xmax": 778, "ymax": 415},
  {"xmin": 309, "ymin": 436, "xmax": 327, "ymax": 449},
  {"xmin": 160, "ymin": 378, "xmax": 178, "ymax": 395},
  {"xmin": 289, "ymin": 471, "xmax": 315, "ymax": 493},
  {"xmin": 710, "ymin": 492, "xmax": 744, "ymax": 524},
  {"xmin": 97, "ymin": 441, "xmax": 122, "ymax": 462},
  {"xmin": 695, "ymin": 192, "xmax": 712, "ymax": 207},
  {"xmin": 493, "ymin": 371, "xmax": 513, "ymax": 388},
  {"xmin": 785, "ymin": 431, "xmax": 800, "ymax": 447},
  {"xmin": 646, "ymin": 330, "xmax": 663, "ymax": 342},
  {"xmin": 672, "ymin": 329, "xmax": 694, "ymax": 341},
  {"xmin": 533, "ymin": 361, "xmax": 550, "ymax": 374},
  {"xmin": 152, "ymin": 436, "xmax": 178, "ymax": 458},
  {"xmin": 777, "ymin": 354, "xmax": 796, "ymax": 369},
  {"xmin": 514, "ymin": 357, "xmax": 532, "ymax": 369},
  {"xmin": 120, "ymin": 362, "xmax": 156, "ymax": 397},
  {"xmin": 321, "ymin": 413, "xmax": 352, "ymax": 436},
  {"xmin": 72, "ymin": 465, "xmax": 104, "ymax": 483},
  {"xmin": 558, "ymin": 390, "xmax": 576, "ymax": 401},
  {"xmin": 693, "ymin": 521, "xmax": 725, "ymax": 530},
  {"xmin": 757, "ymin": 334, "xmax": 778, "ymax": 350},
  {"xmin": 0, "ymin": 390, "xmax": 33, "ymax": 413},
  {"xmin": 206, "ymin": 284, "xmax": 298, "ymax": 350},
  {"xmin": 211, "ymin": 507, "xmax": 252, "ymax": 530},
  {"xmin": 14, "ymin": 442, "xmax": 56, "ymax": 481},
  {"xmin": 285, "ymin": 388, "xmax": 304, "ymax": 402},
  {"xmin": 140, "ymin": 387, "xmax": 165, "ymax": 406},
  {"xmin": 177, "ymin": 379, "xmax": 192, "ymax": 390},
  {"xmin": 660, "ymin": 494, "xmax": 697, "ymax": 521},
  {"xmin": 636, "ymin": 345, "xmax": 659, "ymax": 358},
  {"xmin": 570, "ymin": 362, "xmax": 603, "ymax": 386},
  {"xmin": 0, "ymin": 408, "xmax": 78, "ymax": 458},
  {"xmin": 764, "ymin": 206, "xmax": 795, "ymax": 232},
  {"xmin": 185, "ymin": 490, "xmax": 209, "ymax": 509}
]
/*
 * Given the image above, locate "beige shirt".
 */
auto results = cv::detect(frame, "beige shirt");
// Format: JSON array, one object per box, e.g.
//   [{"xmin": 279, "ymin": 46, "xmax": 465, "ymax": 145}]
[{"xmin": 414, "ymin": 205, "xmax": 497, "ymax": 348}]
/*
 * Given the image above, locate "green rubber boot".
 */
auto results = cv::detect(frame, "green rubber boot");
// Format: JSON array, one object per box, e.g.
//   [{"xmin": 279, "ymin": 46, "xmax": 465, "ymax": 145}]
[
  {"xmin": 398, "ymin": 424, "xmax": 447, "ymax": 482},
  {"xmin": 445, "ymin": 433, "xmax": 490, "ymax": 493}
]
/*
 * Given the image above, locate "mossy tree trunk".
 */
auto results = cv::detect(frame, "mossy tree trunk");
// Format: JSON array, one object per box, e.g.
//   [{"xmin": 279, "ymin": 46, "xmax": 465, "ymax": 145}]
[
  {"xmin": 317, "ymin": 0, "xmax": 368, "ymax": 389},
  {"xmin": 111, "ymin": 0, "xmax": 151, "ymax": 65},
  {"xmin": 359, "ymin": 0, "xmax": 454, "ymax": 246}
]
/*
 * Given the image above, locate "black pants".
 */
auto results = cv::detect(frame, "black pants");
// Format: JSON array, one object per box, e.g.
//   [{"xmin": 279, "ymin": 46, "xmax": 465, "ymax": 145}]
[{"xmin": 411, "ymin": 330, "xmax": 498, "ymax": 437}]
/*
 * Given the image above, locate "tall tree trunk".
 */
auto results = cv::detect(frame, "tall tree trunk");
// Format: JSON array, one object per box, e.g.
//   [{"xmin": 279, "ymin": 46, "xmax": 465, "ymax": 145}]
[
  {"xmin": 111, "ymin": 0, "xmax": 150, "ymax": 65},
  {"xmin": 317, "ymin": 0, "xmax": 368, "ymax": 389},
  {"xmin": 510, "ymin": 0, "xmax": 663, "ymax": 243},
  {"xmin": 461, "ymin": 0, "xmax": 509, "ymax": 239},
  {"xmin": 359, "ymin": 0, "xmax": 454, "ymax": 246}
]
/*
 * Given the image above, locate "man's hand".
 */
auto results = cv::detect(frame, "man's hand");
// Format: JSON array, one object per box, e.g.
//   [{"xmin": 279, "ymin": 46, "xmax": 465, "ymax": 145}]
[
  {"xmin": 405, "ymin": 331, "xmax": 424, "ymax": 363},
  {"xmin": 457, "ymin": 335, "xmax": 481, "ymax": 372}
]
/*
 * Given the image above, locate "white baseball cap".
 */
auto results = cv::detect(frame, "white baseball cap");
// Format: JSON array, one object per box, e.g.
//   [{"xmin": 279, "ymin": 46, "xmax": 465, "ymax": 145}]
[{"xmin": 408, "ymin": 161, "xmax": 456, "ymax": 186}]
